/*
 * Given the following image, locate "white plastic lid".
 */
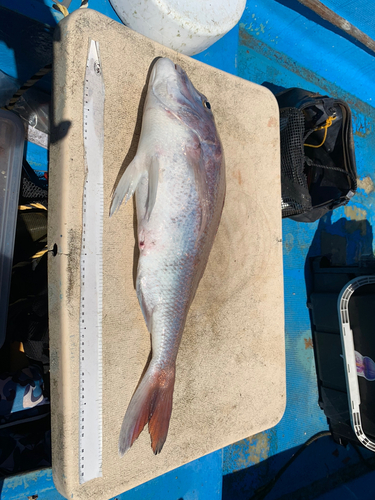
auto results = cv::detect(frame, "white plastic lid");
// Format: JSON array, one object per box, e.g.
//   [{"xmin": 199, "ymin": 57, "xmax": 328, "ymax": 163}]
[{"xmin": 0, "ymin": 109, "xmax": 25, "ymax": 348}]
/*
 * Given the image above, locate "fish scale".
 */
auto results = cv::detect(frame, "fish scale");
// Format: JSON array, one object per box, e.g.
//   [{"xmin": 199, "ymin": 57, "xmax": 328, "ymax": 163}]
[{"xmin": 110, "ymin": 57, "xmax": 225, "ymax": 455}]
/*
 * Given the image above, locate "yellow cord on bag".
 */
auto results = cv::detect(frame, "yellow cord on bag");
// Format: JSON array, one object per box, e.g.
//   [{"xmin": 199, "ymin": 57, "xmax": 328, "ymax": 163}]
[
  {"xmin": 304, "ymin": 115, "xmax": 337, "ymax": 148},
  {"xmin": 19, "ymin": 203, "xmax": 47, "ymax": 211},
  {"xmin": 53, "ymin": 2, "xmax": 69, "ymax": 16},
  {"xmin": 18, "ymin": 204, "xmax": 48, "ymax": 259},
  {"xmin": 31, "ymin": 247, "xmax": 49, "ymax": 260}
]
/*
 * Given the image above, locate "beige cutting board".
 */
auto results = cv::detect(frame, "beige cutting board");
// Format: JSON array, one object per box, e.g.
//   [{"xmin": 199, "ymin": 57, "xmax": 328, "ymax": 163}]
[{"xmin": 48, "ymin": 9, "xmax": 285, "ymax": 500}]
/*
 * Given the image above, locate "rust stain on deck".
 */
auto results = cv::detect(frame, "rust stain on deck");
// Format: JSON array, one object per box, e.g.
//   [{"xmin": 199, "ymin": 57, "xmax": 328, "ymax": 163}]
[{"xmin": 304, "ymin": 337, "xmax": 313, "ymax": 349}]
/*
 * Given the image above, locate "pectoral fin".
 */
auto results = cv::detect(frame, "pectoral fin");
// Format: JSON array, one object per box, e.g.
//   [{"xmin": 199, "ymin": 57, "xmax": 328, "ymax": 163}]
[
  {"xmin": 110, "ymin": 155, "xmax": 160, "ymax": 219},
  {"xmin": 110, "ymin": 156, "xmax": 144, "ymax": 216}
]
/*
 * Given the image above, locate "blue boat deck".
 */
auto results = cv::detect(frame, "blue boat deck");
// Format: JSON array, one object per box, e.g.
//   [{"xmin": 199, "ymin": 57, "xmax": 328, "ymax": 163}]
[{"xmin": 1, "ymin": 0, "xmax": 375, "ymax": 498}]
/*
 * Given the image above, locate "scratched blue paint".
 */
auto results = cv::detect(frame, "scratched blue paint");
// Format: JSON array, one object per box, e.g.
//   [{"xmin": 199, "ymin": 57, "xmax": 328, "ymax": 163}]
[
  {"xmin": 223, "ymin": 2, "xmax": 375, "ymax": 482},
  {"xmin": 322, "ymin": 0, "xmax": 375, "ymax": 41},
  {"xmin": 238, "ymin": 1, "xmax": 375, "ymax": 105},
  {"xmin": 0, "ymin": 468, "xmax": 65, "ymax": 500},
  {"xmin": 235, "ymin": 7, "xmax": 375, "ymax": 255},
  {"xmin": 223, "ymin": 428, "xmax": 279, "ymax": 475}
]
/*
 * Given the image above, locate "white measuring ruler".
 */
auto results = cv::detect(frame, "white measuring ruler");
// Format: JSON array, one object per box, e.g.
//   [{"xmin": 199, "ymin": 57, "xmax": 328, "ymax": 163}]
[{"xmin": 79, "ymin": 39, "xmax": 105, "ymax": 484}]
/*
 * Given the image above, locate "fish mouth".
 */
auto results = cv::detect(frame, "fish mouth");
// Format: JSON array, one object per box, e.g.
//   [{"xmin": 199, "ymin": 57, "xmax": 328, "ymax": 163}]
[
  {"xmin": 174, "ymin": 63, "xmax": 184, "ymax": 75},
  {"xmin": 150, "ymin": 59, "xmax": 187, "ymax": 92},
  {"xmin": 151, "ymin": 58, "xmax": 176, "ymax": 81},
  {"xmin": 150, "ymin": 58, "xmax": 187, "ymax": 104}
]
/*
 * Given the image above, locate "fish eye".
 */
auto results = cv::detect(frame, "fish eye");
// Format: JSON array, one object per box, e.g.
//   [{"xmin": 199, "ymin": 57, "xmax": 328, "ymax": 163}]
[{"xmin": 204, "ymin": 101, "xmax": 211, "ymax": 110}]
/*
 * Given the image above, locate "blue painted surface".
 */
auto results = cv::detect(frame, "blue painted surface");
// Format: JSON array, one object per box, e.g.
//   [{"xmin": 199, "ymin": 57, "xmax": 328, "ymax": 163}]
[
  {"xmin": 221, "ymin": 2, "xmax": 375, "ymax": 485},
  {"xmin": 25, "ymin": 141, "xmax": 49, "ymax": 174},
  {"xmin": 0, "ymin": 0, "xmax": 122, "ymax": 26},
  {"xmin": 223, "ymin": 435, "xmax": 375, "ymax": 499},
  {"xmin": 0, "ymin": 469, "xmax": 65, "ymax": 500},
  {"xmin": 221, "ymin": 3, "xmax": 375, "ymax": 495},
  {"xmin": 1, "ymin": 0, "xmax": 375, "ymax": 499},
  {"xmin": 112, "ymin": 450, "xmax": 223, "ymax": 500},
  {"xmin": 0, "ymin": 4, "xmax": 54, "ymax": 94},
  {"xmin": 264, "ymin": 439, "xmax": 373, "ymax": 500},
  {"xmin": 0, "ymin": 452, "xmax": 222, "ymax": 500},
  {"xmin": 323, "ymin": 0, "xmax": 375, "ymax": 41},
  {"xmin": 314, "ymin": 469, "xmax": 375, "ymax": 500},
  {"xmin": 193, "ymin": 24, "xmax": 239, "ymax": 76},
  {"xmin": 237, "ymin": 1, "xmax": 375, "ymax": 105},
  {"xmin": 68, "ymin": 0, "xmax": 122, "ymax": 23},
  {"xmin": 0, "ymin": 0, "xmax": 63, "ymax": 26}
]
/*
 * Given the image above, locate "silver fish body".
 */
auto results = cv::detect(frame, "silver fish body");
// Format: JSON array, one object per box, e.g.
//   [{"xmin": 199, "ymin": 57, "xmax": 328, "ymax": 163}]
[{"xmin": 110, "ymin": 57, "xmax": 225, "ymax": 455}]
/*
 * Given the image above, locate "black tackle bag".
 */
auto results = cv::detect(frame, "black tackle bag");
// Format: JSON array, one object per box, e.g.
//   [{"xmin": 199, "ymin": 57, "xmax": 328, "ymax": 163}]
[{"xmin": 276, "ymin": 88, "xmax": 357, "ymax": 222}]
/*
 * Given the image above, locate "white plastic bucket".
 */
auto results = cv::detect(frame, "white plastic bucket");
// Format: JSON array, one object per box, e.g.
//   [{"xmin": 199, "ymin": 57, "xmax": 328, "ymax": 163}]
[{"xmin": 109, "ymin": 0, "xmax": 246, "ymax": 56}]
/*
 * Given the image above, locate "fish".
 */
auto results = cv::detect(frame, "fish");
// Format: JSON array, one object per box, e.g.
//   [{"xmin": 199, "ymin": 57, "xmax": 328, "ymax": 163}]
[{"xmin": 110, "ymin": 57, "xmax": 226, "ymax": 456}]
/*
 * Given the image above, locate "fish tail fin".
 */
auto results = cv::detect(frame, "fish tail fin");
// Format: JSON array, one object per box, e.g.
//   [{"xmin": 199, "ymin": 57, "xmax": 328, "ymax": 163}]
[
  {"xmin": 109, "ymin": 157, "xmax": 143, "ymax": 216},
  {"xmin": 118, "ymin": 364, "xmax": 175, "ymax": 456}
]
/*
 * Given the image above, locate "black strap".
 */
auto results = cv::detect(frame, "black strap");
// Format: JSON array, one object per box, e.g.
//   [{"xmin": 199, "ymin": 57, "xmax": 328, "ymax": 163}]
[{"xmin": 305, "ymin": 157, "xmax": 357, "ymax": 184}]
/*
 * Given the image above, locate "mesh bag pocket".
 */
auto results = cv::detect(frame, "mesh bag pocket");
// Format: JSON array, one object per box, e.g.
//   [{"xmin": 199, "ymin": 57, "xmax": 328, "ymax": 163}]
[{"xmin": 280, "ymin": 107, "xmax": 311, "ymax": 218}]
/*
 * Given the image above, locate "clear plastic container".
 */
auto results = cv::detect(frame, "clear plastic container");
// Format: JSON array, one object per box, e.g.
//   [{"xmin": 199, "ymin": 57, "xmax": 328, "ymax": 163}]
[
  {"xmin": 338, "ymin": 276, "xmax": 375, "ymax": 452},
  {"xmin": 0, "ymin": 109, "xmax": 25, "ymax": 348}
]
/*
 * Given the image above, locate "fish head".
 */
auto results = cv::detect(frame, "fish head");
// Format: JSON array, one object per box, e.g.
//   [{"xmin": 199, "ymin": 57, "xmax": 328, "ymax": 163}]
[{"xmin": 149, "ymin": 58, "xmax": 220, "ymax": 146}]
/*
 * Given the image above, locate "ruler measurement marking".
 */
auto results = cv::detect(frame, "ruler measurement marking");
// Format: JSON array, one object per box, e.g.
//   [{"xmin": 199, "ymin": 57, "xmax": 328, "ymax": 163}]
[{"xmin": 79, "ymin": 39, "xmax": 105, "ymax": 485}]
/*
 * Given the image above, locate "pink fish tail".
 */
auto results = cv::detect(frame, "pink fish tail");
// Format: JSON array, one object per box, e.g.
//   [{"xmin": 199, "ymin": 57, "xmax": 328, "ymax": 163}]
[{"xmin": 118, "ymin": 364, "xmax": 175, "ymax": 456}]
